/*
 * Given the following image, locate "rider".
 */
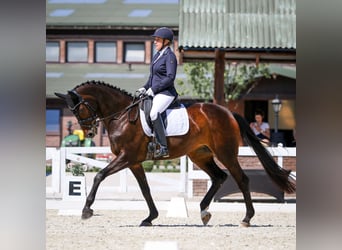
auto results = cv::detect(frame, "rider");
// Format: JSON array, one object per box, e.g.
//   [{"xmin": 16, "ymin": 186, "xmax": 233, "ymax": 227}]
[{"xmin": 136, "ymin": 27, "xmax": 178, "ymax": 158}]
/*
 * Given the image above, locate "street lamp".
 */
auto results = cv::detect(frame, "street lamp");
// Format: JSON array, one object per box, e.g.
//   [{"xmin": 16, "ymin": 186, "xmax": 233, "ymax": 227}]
[{"xmin": 271, "ymin": 95, "xmax": 282, "ymax": 133}]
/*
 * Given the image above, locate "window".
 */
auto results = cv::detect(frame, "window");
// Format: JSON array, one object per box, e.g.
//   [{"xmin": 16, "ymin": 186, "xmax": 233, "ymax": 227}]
[
  {"xmin": 46, "ymin": 42, "xmax": 60, "ymax": 62},
  {"xmin": 124, "ymin": 43, "xmax": 145, "ymax": 63},
  {"xmin": 66, "ymin": 42, "xmax": 88, "ymax": 62},
  {"xmin": 46, "ymin": 109, "xmax": 60, "ymax": 134},
  {"xmin": 151, "ymin": 43, "xmax": 158, "ymax": 60},
  {"xmin": 95, "ymin": 42, "xmax": 117, "ymax": 62}
]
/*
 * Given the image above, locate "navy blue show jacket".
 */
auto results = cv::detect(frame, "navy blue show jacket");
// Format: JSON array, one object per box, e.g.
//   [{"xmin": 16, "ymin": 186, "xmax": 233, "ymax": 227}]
[{"xmin": 143, "ymin": 47, "xmax": 178, "ymax": 97}]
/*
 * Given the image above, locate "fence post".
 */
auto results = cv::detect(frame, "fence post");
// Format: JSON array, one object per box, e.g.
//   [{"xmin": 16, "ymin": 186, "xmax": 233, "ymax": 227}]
[
  {"xmin": 187, "ymin": 158, "xmax": 193, "ymax": 198},
  {"xmin": 46, "ymin": 148, "xmax": 61, "ymax": 194},
  {"xmin": 51, "ymin": 148, "xmax": 61, "ymax": 193},
  {"xmin": 277, "ymin": 143, "xmax": 284, "ymax": 168},
  {"xmin": 180, "ymin": 156, "xmax": 187, "ymax": 193},
  {"xmin": 119, "ymin": 168, "xmax": 128, "ymax": 192},
  {"xmin": 60, "ymin": 147, "xmax": 67, "ymax": 197}
]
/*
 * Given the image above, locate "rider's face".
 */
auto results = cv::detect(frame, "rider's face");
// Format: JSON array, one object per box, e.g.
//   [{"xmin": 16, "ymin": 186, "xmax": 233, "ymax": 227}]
[{"xmin": 154, "ymin": 37, "xmax": 168, "ymax": 51}]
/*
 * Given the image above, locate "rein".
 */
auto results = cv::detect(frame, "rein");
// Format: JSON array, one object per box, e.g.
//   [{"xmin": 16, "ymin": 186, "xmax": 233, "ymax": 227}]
[{"xmin": 97, "ymin": 95, "xmax": 148, "ymax": 123}]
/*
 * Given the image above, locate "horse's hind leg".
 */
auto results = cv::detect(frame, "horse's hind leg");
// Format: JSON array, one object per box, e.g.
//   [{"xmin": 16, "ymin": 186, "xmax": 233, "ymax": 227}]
[
  {"xmin": 217, "ymin": 155, "xmax": 255, "ymax": 227},
  {"xmin": 130, "ymin": 164, "xmax": 159, "ymax": 226},
  {"xmin": 188, "ymin": 147, "xmax": 228, "ymax": 226}
]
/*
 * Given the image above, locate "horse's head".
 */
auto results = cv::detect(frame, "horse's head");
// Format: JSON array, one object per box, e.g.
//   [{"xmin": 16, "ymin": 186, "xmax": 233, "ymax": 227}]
[{"xmin": 55, "ymin": 90, "xmax": 98, "ymax": 138}]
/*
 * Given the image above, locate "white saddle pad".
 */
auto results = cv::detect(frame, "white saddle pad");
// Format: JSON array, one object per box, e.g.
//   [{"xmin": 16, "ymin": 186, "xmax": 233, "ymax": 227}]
[{"xmin": 140, "ymin": 104, "xmax": 189, "ymax": 137}]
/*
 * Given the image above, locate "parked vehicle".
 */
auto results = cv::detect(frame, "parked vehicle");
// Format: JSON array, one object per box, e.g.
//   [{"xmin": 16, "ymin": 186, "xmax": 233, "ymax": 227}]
[
  {"xmin": 62, "ymin": 121, "xmax": 95, "ymax": 171},
  {"xmin": 62, "ymin": 121, "xmax": 95, "ymax": 148}
]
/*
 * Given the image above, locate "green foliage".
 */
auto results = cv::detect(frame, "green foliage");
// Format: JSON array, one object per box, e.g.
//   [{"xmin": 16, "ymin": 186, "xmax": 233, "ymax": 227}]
[
  {"xmin": 141, "ymin": 159, "xmax": 181, "ymax": 172},
  {"xmin": 46, "ymin": 165, "xmax": 52, "ymax": 175},
  {"xmin": 177, "ymin": 62, "xmax": 214, "ymax": 101},
  {"xmin": 70, "ymin": 164, "xmax": 85, "ymax": 176},
  {"xmin": 225, "ymin": 63, "xmax": 271, "ymax": 100},
  {"xmin": 88, "ymin": 166, "xmax": 101, "ymax": 172},
  {"xmin": 177, "ymin": 62, "xmax": 271, "ymax": 102},
  {"xmin": 142, "ymin": 161, "xmax": 154, "ymax": 172}
]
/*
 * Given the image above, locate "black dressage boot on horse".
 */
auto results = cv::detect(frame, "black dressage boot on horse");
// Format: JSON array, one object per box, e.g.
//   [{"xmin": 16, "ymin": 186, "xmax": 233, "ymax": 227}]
[{"xmin": 152, "ymin": 114, "xmax": 169, "ymax": 158}]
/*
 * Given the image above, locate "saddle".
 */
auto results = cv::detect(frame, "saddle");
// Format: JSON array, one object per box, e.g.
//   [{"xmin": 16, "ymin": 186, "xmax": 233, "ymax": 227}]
[
  {"xmin": 140, "ymin": 96, "xmax": 182, "ymax": 131},
  {"xmin": 139, "ymin": 96, "xmax": 189, "ymax": 160}
]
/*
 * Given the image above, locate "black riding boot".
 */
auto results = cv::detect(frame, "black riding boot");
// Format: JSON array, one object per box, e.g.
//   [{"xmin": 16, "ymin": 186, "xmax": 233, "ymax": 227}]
[{"xmin": 152, "ymin": 114, "xmax": 169, "ymax": 158}]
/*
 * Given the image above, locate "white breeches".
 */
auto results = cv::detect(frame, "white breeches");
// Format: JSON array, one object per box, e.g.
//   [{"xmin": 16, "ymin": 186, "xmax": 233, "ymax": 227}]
[{"xmin": 150, "ymin": 93, "xmax": 175, "ymax": 121}]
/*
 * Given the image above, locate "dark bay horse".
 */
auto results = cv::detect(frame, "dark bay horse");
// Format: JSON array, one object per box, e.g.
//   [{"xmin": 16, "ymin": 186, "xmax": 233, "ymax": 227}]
[{"xmin": 55, "ymin": 80, "xmax": 296, "ymax": 227}]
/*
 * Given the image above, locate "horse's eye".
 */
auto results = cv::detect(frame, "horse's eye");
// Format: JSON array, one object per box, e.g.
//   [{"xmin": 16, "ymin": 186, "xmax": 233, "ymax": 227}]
[{"xmin": 78, "ymin": 106, "xmax": 88, "ymax": 117}]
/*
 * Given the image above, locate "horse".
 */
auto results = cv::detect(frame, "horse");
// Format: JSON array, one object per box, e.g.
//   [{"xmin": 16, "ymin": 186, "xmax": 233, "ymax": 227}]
[{"xmin": 55, "ymin": 80, "xmax": 296, "ymax": 227}]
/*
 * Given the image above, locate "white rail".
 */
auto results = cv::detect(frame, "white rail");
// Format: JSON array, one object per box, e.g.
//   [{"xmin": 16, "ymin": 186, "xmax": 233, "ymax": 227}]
[
  {"xmin": 46, "ymin": 145, "xmax": 295, "ymax": 198},
  {"xmin": 186, "ymin": 145, "xmax": 296, "ymax": 198},
  {"xmin": 46, "ymin": 147, "xmax": 186, "ymax": 196}
]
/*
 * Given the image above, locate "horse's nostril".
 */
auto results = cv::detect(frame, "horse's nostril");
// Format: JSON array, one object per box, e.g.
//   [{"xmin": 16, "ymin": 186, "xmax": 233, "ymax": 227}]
[{"xmin": 87, "ymin": 132, "xmax": 94, "ymax": 138}]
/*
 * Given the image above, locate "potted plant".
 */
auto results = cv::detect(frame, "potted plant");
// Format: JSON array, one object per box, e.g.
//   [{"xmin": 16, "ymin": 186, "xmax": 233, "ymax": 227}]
[{"xmin": 71, "ymin": 163, "xmax": 85, "ymax": 176}]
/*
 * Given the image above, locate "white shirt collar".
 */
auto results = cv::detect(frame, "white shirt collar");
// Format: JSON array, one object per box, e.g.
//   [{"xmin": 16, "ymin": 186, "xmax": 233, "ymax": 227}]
[
  {"xmin": 154, "ymin": 46, "xmax": 168, "ymax": 62},
  {"xmin": 158, "ymin": 46, "xmax": 168, "ymax": 55}
]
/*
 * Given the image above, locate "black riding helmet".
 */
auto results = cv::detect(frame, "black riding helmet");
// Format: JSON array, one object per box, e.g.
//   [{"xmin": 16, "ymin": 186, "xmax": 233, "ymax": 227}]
[{"xmin": 151, "ymin": 27, "xmax": 174, "ymax": 42}]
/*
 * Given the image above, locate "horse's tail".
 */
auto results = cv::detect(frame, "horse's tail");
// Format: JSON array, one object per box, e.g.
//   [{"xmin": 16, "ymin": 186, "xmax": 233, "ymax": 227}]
[{"xmin": 233, "ymin": 112, "xmax": 296, "ymax": 193}]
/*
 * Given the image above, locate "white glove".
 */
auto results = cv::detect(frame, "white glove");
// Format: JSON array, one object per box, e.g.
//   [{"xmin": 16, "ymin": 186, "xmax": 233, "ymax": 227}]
[
  {"xmin": 136, "ymin": 87, "xmax": 146, "ymax": 96},
  {"xmin": 146, "ymin": 88, "xmax": 154, "ymax": 97}
]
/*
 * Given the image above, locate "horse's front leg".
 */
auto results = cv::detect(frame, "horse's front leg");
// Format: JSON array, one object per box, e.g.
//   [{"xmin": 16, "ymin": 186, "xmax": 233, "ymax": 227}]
[
  {"xmin": 130, "ymin": 164, "xmax": 159, "ymax": 226},
  {"xmin": 82, "ymin": 154, "xmax": 129, "ymax": 220}
]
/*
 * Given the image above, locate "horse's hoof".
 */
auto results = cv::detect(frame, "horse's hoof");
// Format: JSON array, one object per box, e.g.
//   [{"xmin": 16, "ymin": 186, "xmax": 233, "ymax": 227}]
[
  {"xmin": 240, "ymin": 221, "xmax": 250, "ymax": 227},
  {"xmin": 201, "ymin": 210, "xmax": 212, "ymax": 226},
  {"xmin": 81, "ymin": 208, "xmax": 93, "ymax": 220},
  {"xmin": 140, "ymin": 220, "xmax": 153, "ymax": 227}
]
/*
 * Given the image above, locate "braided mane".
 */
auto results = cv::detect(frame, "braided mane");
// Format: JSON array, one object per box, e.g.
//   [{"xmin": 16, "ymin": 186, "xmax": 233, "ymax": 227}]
[{"xmin": 73, "ymin": 80, "xmax": 133, "ymax": 97}]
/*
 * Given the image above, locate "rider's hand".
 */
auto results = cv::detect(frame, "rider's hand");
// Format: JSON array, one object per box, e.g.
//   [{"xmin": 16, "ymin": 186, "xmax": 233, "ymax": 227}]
[
  {"xmin": 136, "ymin": 87, "xmax": 146, "ymax": 97},
  {"xmin": 146, "ymin": 88, "xmax": 154, "ymax": 97}
]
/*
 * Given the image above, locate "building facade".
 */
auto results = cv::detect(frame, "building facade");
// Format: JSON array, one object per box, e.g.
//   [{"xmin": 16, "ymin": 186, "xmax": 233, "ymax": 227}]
[{"xmin": 46, "ymin": 0, "xmax": 296, "ymax": 147}]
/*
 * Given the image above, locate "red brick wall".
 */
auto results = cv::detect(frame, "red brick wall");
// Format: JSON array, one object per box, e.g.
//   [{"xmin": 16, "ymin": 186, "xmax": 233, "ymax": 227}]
[
  {"xmin": 193, "ymin": 180, "xmax": 208, "ymax": 197},
  {"xmin": 46, "ymin": 135, "xmax": 60, "ymax": 147},
  {"xmin": 237, "ymin": 156, "xmax": 296, "ymax": 171}
]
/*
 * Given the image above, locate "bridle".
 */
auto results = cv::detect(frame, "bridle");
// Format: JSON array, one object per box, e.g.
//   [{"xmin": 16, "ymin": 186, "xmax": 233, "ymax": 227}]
[
  {"xmin": 69, "ymin": 98, "xmax": 98, "ymax": 130},
  {"xmin": 69, "ymin": 91, "xmax": 148, "ymax": 137}
]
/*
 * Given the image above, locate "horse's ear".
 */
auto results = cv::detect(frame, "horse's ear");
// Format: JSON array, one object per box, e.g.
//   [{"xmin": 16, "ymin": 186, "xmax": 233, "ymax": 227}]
[
  {"xmin": 55, "ymin": 91, "xmax": 80, "ymax": 109},
  {"xmin": 66, "ymin": 90, "xmax": 82, "ymax": 109},
  {"xmin": 68, "ymin": 90, "xmax": 81, "ymax": 102},
  {"xmin": 55, "ymin": 92, "xmax": 67, "ymax": 100}
]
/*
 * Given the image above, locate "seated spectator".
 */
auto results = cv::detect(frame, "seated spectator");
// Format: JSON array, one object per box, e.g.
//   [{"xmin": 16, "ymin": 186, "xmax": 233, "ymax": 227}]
[{"xmin": 250, "ymin": 109, "xmax": 271, "ymax": 146}]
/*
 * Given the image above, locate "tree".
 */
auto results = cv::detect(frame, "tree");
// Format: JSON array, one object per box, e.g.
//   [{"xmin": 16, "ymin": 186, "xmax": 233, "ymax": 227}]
[
  {"xmin": 177, "ymin": 62, "xmax": 214, "ymax": 101},
  {"xmin": 177, "ymin": 62, "xmax": 271, "ymax": 103}
]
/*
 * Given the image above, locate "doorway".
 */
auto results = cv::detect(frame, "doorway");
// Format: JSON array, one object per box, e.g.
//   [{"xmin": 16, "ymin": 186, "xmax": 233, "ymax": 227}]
[{"xmin": 244, "ymin": 100, "xmax": 269, "ymax": 124}]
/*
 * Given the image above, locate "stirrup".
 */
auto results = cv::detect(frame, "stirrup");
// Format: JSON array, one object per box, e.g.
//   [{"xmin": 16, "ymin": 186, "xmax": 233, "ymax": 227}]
[{"xmin": 154, "ymin": 146, "xmax": 169, "ymax": 158}]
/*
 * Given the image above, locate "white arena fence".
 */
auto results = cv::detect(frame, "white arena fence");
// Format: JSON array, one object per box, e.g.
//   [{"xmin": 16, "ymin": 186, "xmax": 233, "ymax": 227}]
[
  {"xmin": 187, "ymin": 145, "xmax": 296, "ymax": 198},
  {"xmin": 46, "ymin": 145, "xmax": 296, "ymax": 198}
]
